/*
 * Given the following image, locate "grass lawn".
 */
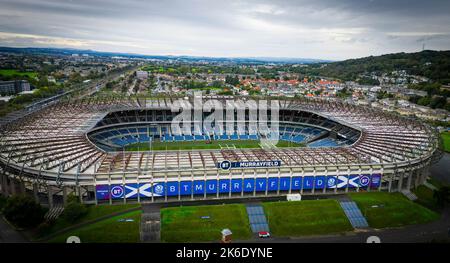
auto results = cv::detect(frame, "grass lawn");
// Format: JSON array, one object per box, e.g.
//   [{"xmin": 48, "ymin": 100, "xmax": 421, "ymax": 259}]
[
  {"xmin": 0, "ymin": 69, "xmax": 37, "ymax": 78},
  {"xmin": 37, "ymin": 203, "xmax": 141, "ymax": 238},
  {"xmin": 413, "ymin": 185, "xmax": 440, "ymax": 211},
  {"xmin": 262, "ymin": 200, "xmax": 353, "ymax": 237},
  {"xmin": 125, "ymin": 139, "xmax": 304, "ymax": 151},
  {"xmin": 349, "ymin": 192, "xmax": 439, "ymax": 228},
  {"xmin": 48, "ymin": 210, "xmax": 141, "ymax": 243},
  {"xmin": 441, "ymin": 132, "xmax": 450, "ymax": 153},
  {"xmin": 161, "ymin": 204, "xmax": 252, "ymax": 242}
]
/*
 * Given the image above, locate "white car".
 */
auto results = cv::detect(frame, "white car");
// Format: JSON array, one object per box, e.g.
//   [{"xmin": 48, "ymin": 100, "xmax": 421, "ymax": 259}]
[{"xmin": 258, "ymin": 231, "xmax": 270, "ymax": 238}]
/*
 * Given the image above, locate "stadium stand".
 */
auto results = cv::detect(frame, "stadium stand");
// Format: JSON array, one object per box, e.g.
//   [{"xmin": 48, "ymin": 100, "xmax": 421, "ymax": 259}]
[{"xmin": 0, "ymin": 96, "xmax": 439, "ymax": 205}]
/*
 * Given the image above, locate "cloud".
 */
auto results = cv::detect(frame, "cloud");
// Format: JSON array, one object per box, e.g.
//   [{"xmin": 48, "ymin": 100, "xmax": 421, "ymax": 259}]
[{"xmin": 0, "ymin": 0, "xmax": 449, "ymax": 60}]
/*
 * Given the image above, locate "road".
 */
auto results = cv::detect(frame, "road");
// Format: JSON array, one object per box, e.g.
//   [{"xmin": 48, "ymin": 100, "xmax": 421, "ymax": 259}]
[{"xmin": 0, "ymin": 216, "xmax": 27, "ymax": 243}]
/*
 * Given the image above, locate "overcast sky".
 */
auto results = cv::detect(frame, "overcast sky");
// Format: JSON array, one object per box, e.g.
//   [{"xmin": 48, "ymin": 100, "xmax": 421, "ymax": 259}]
[{"xmin": 0, "ymin": 0, "xmax": 449, "ymax": 60}]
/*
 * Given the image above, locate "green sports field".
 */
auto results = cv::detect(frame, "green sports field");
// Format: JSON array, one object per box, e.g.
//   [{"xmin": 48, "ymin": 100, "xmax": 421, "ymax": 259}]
[
  {"xmin": 38, "ymin": 203, "xmax": 141, "ymax": 238},
  {"xmin": 349, "ymin": 192, "xmax": 439, "ymax": 228},
  {"xmin": 161, "ymin": 204, "xmax": 252, "ymax": 242},
  {"xmin": 0, "ymin": 69, "xmax": 37, "ymax": 78},
  {"xmin": 441, "ymin": 132, "xmax": 450, "ymax": 152},
  {"xmin": 125, "ymin": 139, "xmax": 304, "ymax": 151},
  {"xmin": 49, "ymin": 210, "xmax": 141, "ymax": 243},
  {"xmin": 262, "ymin": 199, "xmax": 353, "ymax": 237}
]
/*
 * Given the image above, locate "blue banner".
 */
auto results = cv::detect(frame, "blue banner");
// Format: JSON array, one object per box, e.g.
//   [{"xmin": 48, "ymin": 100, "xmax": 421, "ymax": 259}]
[
  {"xmin": 303, "ymin": 176, "xmax": 314, "ymax": 189},
  {"xmin": 180, "ymin": 181, "xmax": 192, "ymax": 196},
  {"xmin": 152, "ymin": 183, "xmax": 165, "ymax": 197},
  {"xmin": 371, "ymin": 174, "xmax": 382, "ymax": 188},
  {"xmin": 96, "ymin": 173, "xmax": 383, "ymax": 199},
  {"xmin": 217, "ymin": 160, "xmax": 281, "ymax": 170},
  {"xmin": 279, "ymin": 177, "xmax": 290, "ymax": 191},
  {"xmin": 96, "ymin": 185, "xmax": 110, "ymax": 200},
  {"xmin": 267, "ymin": 178, "xmax": 278, "ymax": 191},
  {"xmin": 218, "ymin": 179, "xmax": 230, "ymax": 193},
  {"xmin": 255, "ymin": 178, "xmax": 267, "ymax": 192},
  {"xmin": 206, "ymin": 180, "xmax": 217, "ymax": 194},
  {"xmin": 110, "ymin": 184, "xmax": 124, "ymax": 199},
  {"xmin": 315, "ymin": 176, "xmax": 326, "ymax": 189},
  {"xmin": 193, "ymin": 181, "xmax": 205, "ymax": 195},
  {"xmin": 138, "ymin": 183, "xmax": 152, "ymax": 198},
  {"xmin": 359, "ymin": 174, "xmax": 371, "ymax": 188},
  {"xmin": 166, "ymin": 182, "xmax": 178, "ymax": 196},
  {"xmin": 124, "ymin": 183, "xmax": 139, "ymax": 199},
  {"xmin": 291, "ymin": 177, "xmax": 302, "ymax": 190},
  {"xmin": 326, "ymin": 176, "xmax": 338, "ymax": 189},
  {"xmin": 231, "ymin": 179, "xmax": 242, "ymax": 193},
  {"xmin": 243, "ymin": 178, "xmax": 255, "ymax": 192}
]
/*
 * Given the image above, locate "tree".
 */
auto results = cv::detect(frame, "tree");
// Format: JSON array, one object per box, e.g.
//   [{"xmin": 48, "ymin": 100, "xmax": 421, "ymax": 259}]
[
  {"xmin": 225, "ymin": 75, "xmax": 240, "ymax": 86},
  {"xmin": 3, "ymin": 195, "xmax": 45, "ymax": 228},
  {"xmin": 417, "ymin": 96, "xmax": 431, "ymax": 106},
  {"xmin": 105, "ymin": 81, "xmax": 114, "ymax": 89}
]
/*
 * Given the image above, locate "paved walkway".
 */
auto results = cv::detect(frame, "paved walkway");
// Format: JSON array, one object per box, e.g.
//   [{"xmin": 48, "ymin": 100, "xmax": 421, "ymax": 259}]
[
  {"xmin": 0, "ymin": 216, "xmax": 27, "ymax": 243},
  {"xmin": 140, "ymin": 205, "xmax": 161, "ymax": 242},
  {"xmin": 245, "ymin": 203, "xmax": 270, "ymax": 233},
  {"xmin": 339, "ymin": 201, "xmax": 369, "ymax": 229}
]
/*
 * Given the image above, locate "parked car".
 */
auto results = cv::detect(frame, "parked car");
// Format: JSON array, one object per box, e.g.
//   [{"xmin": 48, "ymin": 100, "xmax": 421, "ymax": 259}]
[{"xmin": 258, "ymin": 231, "xmax": 270, "ymax": 238}]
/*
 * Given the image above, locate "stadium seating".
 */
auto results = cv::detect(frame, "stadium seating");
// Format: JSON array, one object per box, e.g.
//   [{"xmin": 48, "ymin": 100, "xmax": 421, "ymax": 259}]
[
  {"xmin": 90, "ymin": 122, "xmax": 353, "ymax": 149},
  {"xmin": 174, "ymin": 135, "xmax": 184, "ymax": 141},
  {"xmin": 230, "ymin": 134, "xmax": 239, "ymax": 140},
  {"xmin": 308, "ymin": 138, "xmax": 340, "ymax": 148}
]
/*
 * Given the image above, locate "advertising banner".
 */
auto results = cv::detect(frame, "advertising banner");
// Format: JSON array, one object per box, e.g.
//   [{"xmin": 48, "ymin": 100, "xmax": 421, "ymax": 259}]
[
  {"xmin": 217, "ymin": 160, "xmax": 282, "ymax": 170},
  {"xmin": 95, "ymin": 185, "xmax": 110, "ymax": 200},
  {"xmin": 166, "ymin": 182, "xmax": 179, "ymax": 196},
  {"xmin": 96, "ymin": 173, "xmax": 383, "ymax": 199},
  {"xmin": 243, "ymin": 178, "xmax": 255, "ymax": 192},
  {"xmin": 291, "ymin": 177, "xmax": 302, "ymax": 190}
]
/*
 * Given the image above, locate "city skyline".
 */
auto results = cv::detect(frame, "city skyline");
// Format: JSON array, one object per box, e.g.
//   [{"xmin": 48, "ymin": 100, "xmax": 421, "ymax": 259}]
[{"xmin": 0, "ymin": 0, "xmax": 450, "ymax": 61}]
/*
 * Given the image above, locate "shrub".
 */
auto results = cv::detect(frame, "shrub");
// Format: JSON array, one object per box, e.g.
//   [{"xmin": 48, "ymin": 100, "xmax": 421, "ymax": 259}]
[
  {"xmin": 3, "ymin": 195, "xmax": 45, "ymax": 228},
  {"xmin": 61, "ymin": 201, "xmax": 88, "ymax": 223},
  {"xmin": 35, "ymin": 221, "xmax": 54, "ymax": 237}
]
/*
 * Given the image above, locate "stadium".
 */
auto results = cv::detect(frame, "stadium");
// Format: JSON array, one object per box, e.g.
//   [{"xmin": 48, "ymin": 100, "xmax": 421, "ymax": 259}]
[{"xmin": 0, "ymin": 96, "xmax": 441, "ymax": 207}]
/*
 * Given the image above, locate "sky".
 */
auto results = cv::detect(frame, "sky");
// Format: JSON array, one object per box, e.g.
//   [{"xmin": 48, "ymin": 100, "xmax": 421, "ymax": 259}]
[{"xmin": 0, "ymin": 0, "xmax": 449, "ymax": 60}]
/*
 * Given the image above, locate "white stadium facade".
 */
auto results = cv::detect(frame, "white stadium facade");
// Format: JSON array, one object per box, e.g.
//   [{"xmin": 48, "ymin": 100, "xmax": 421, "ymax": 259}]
[{"xmin": 0, "ymin": 96, "xmax": 441, "ymax": 206}]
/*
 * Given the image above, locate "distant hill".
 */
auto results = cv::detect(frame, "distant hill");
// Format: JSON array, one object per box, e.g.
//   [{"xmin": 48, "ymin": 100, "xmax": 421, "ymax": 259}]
[
  {"xmin": 311, "ymin": 50, "xmax": 450, "ymax": 84},
  {"xmin": 0, "ymin": 46, "xmax": 331, "ymax": 65}
]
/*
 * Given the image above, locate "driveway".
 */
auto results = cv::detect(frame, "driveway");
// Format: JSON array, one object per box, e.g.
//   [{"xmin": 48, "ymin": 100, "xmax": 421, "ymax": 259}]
[{"xmin": 0, "ymin": 216, "xmax": 27, "ymax": 243}]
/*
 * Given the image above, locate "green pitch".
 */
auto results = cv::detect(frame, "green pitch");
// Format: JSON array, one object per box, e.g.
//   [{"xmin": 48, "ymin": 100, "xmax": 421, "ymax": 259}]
[
  {"xmin": 161, "ymin": 204, "xmax": 252, "ymax": 242},
  {"xmin": 441, "ymin": 132, "xmax": 450, "ymax": 152},
  {"xmin": 49, "ymin": 210, "xmax": 142, "ymax": 243},
  {"xmin": 125, "ymin": 139, "xmax": 304, "ymax": 151},
  {"xmin": 0, "ymin": 69, "xmax": 37, "ymax": 78},
  {"xmin": 263, "ymin": 199, "xmax": 353, "ymax": 237},
  {"xmin": 349, "ymin": 192, "xmax": 439, "ymax": 228}
]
